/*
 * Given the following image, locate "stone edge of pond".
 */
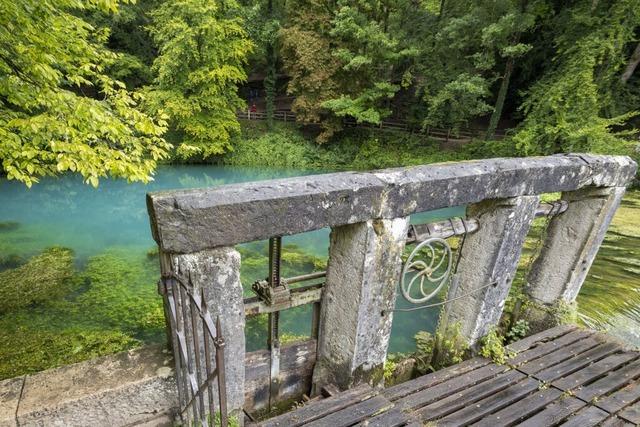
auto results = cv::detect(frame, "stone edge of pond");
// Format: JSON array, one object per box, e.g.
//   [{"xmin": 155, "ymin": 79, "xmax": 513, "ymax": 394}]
[{"xmin": 0, "ymin": 344, "xmax": 177, "ymax": 427}]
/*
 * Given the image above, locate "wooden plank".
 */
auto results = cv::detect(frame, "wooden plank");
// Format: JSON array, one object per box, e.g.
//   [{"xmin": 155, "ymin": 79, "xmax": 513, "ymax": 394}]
[
  {"xmin": 509, "ymin": 329, "xmax": 593, "ymax": 367},
  {"xmin": 596, "ymin": 381, "xmax": 640, "ymax": 413},
  {"xmin": 517, "ymin": 335, "xmax": 602, "ymax": 375},
  {"xmin": 383, "ymin": 357, "xmax": 490, "ymax": 401},
  {"xmin": 514, "ymin": 396, "xmax": 586, "ymax": 427},
  {"xmin": 436, "ymin": 377, "xmax": 539, "ymax": 426},
  {"xmin": 415, "ymin": 370, "xmax": 525, "ymax": 422},
  {"xmin": 245, "ymin": 339, "xmax": 316, "ymax": 411},
  {"xmin": 600, "ymin": 416, "xmax": 636, "ymax": 427},
  {"xmin": 535, "ymin": 342, "xmax": 621, "ymax": 383},
  {"xmin": 352, "ymin": 406, "xmax": 410, "ymax": 427},
  {"xmin": 507, "ymin": 325, "xmax": 576, "ymax": 353},
  {"xmin": 304, "ymin": 395, "xmax": 393, "ymax": 427},
  {"xmin": 257, "ymin": 384, "xmax": 375, "ymax": 427},
  {"xmin": 553, "ymin": 352, "xmax": 640, "ymax": 391},
  {"xmin": 574, "ymin": 359, "xmax": 640, "ymax": 401},
  {"xmin": 394, "ymin": 363, "xmax": 509, "ymax": 411},
  {"xmin": 470, "ymin": 388, "xmax": 563, "ymax": 427},
  {"xmin": 618, "ymin": 401, "xmax": 640, "ymax": 424},
  {"xmin": 558, "ymin": 405, "xmax": 609, "ymax": 427}
]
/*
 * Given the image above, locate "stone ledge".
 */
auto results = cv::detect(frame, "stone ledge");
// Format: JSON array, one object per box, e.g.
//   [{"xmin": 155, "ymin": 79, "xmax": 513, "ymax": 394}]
[
  {"xmin": 0, "ymin": 345, "xmax": 178, "ymax": 427},
  {"xmin": 147, "ymin": 154, "xmax": 637, "ymax": 253},
  {"xmin": 0, "ymin": 341, "xmax": 320, "ymax": 426}
]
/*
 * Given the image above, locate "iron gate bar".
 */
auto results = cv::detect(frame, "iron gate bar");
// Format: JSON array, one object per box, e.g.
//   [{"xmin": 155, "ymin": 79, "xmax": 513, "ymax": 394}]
[{"xmin": 161, "ymin": 272, "xmax": 229, "ymax": 426}]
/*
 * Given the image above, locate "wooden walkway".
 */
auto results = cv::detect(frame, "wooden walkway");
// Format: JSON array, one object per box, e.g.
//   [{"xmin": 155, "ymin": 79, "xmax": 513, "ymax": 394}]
[{"xmin": 254, "ymin": 326, "xmax": 640, "ymax": 426}]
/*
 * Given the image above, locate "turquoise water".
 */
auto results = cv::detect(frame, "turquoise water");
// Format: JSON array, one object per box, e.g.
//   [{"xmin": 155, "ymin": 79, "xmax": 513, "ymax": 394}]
[
  {"xmin": 1, "ymin": 165, "xmax": 638, "ymax": 374},
  {"xmin": 0, "ymin": 165, "xmax": 461, "ymax": 358}
]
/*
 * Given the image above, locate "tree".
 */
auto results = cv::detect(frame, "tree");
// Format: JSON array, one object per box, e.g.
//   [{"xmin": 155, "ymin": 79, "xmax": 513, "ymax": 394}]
[
  {"xmin": 621, "ymin": 41, "xmax": 640, "ymax": 84},
  {"xmin": 414, "ymin": 0, "xmax": 541, "ymax": 134},
  {"xmin": 240, "ymin": 0, "xmax": 284, "ymax": 128},
  {"xmin": 0, "ymin": 0, "xmax": 170, "ymax": 187},
  {"xmin": 513, "ymin": 0, "xmax": 640, "ymax": 155},
  {"xmin": 145, "ymin": 0, "xmax": 253, "ymax": 158},
  {"xmin": 280, "ymin": 0, "xmax": 416, "ymax": 143}
]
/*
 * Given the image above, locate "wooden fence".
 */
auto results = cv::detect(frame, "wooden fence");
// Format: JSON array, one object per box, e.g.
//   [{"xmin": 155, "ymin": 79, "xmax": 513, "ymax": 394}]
[{"xmin": 237, "ymin": 110, "xmax": 507, "ymax": 142}]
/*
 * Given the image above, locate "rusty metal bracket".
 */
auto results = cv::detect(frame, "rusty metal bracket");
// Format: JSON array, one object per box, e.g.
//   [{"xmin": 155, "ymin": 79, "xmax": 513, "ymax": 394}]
[{"xmin": 251, "ymin": 278, "xmax": 291, "ymax": 306}]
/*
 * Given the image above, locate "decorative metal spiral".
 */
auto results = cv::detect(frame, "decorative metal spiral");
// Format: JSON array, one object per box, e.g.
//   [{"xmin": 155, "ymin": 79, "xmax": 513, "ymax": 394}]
[{"xmin": 400, "ymin": 237, "xmax": 453, "ymax": 304}]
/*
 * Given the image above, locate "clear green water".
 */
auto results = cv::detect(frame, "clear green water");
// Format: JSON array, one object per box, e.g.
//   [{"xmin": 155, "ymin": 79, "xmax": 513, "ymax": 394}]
[{"xmin": 0, "ymin": 165, "xmax": 638, "ymax": 379}]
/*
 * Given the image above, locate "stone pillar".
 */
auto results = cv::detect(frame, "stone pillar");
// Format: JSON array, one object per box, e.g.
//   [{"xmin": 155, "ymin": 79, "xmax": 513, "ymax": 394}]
[
  {"xmin": 441, "ymin": 196, "xmax": 539, "ymax": 347},
  {"xmin": 523, "ymin": 186, "xmax": 625, "ymax": 330},
  {"xmin": 312, "ymin": 217, "xmax": 410, "ymax": 391},
  {"xmin": 160, "ymin": 247, "xmax": 245, "ymax": 423}
]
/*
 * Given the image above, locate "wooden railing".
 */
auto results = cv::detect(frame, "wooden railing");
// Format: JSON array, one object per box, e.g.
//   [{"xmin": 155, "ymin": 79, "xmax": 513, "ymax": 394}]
[
  {"xmin": 237, "ymin": 110, "xmax": 507, "ymax": 141},
  {"xmin": 147, "ymin": 154, "xmax": 636, "ymax": 423}
]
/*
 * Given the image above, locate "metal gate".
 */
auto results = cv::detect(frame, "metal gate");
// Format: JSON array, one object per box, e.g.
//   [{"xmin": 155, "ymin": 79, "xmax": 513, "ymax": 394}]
[{"xmin": 159, "ymin": 271, "xmax": 229, "ymax": 426}]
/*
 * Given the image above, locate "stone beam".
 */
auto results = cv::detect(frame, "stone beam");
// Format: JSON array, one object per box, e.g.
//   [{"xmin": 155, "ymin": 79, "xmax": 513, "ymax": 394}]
[
  {"xmin": 312, "ymin": 217, "xmax": 410, "ymax": 391},
  {"xmin": 147, "ymin": 154, "xmax": 636, "ymax": 253},
  {"xmin": 441, "ymin": 196, "xmax": 540, "ymax": 346},
  {"xmin": 523, "ymin": 186, "xmax": 626, "ymax": 330}
]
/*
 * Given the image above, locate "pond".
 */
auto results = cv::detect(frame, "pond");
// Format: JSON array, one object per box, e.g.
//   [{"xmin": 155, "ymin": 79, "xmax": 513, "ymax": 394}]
[{"xmin": 0, "ymin": 165, "xmax": 638, "ymax": 379}]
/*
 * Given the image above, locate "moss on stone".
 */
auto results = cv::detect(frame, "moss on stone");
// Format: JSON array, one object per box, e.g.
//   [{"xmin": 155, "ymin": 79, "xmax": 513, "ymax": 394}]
[
  {"xmin": 414, "ymin": 323, "xmax": 469, "ymax": 374},
  {"xmin": 0, "ymin": 322, "xmax": 136, "ymax": 379},
  {"xmin": 520, "ymin": 297, "xmax": 579, "ymax": 334}
]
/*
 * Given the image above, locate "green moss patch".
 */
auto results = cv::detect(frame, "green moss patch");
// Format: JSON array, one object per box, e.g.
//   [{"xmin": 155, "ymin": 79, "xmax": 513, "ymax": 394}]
[{"xmin": 0, "ymin": 247, "xmax": 76, "ymax": 314}]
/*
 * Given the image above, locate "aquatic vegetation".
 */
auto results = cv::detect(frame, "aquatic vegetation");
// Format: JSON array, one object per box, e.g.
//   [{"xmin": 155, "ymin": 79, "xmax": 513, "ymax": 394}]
[
  {"xmin": 75, "ymin": 249, "xmax": 165, "ymax": 339},
  {"xmin": 0, "ymin": 221, "xmax": 20, "ymax": 232},
  {"xmin": 0, "ymin": 319, "xmax": 135, "ymax": 379},
  {"xmin": 0, "ymin": 253, "xmax": 25, "ymax": 270},
  {"xmin": 0, "ymin": 247, "xmax": 76, "ymax": 314},
  {"xmin": 0, "ymin": 246, "xmax": 164, "ymax": 379}
]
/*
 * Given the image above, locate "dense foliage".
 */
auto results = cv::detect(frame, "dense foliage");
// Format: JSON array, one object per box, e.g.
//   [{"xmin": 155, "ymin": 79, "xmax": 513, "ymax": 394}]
[
  {"xmin": 1, "ymin": 0, "xmax": 639, "ymax": 182},
  {"xmin": 0, "ymin": 0, "xmax": 170, "ymax": 187},
  {"xmin": 145, "ymin": 0, "xmax": 253, "ymax": 158}
]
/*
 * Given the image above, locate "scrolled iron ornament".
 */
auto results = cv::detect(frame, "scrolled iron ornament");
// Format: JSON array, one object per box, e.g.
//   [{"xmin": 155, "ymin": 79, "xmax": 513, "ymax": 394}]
[{"xmin": 400, "ymin": 237, "xmax": 452, "ymax": 304}]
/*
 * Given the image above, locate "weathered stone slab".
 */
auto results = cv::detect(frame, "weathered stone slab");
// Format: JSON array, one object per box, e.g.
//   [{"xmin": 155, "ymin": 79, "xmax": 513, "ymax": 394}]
[
  {"xmin": 441, "ymin": 196, "xmax": 540, "ymax": 346},
  {"xmin": 16, "ymin": 345, "xmax": 177, "ymax": 427},
  {"xmin": 147, "ymin": 172, "xmax": 385, "ymax": 253},
  {"xmin": 313, "ymin": 217, "xmax": 410, "ymax": 391},
  {"xmin": 147, "ymin": 155, "xmax": 636, "ymax": 253},
  {"xmin": 7, "ymin": 341, "xmax": 324, "ymax": 426},
  {"xmin": 0, "ymin": 376, "xmax": 23, "ymax": 427}
]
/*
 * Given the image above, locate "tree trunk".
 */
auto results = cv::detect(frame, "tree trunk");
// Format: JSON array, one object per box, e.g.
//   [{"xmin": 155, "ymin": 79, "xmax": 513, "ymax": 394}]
[
  {"xmin": 264, "ymin": 0, "xmax": 276, "ymax": 128},
  {"xmin": 438, "ymin": 0, "xmax": 446, "ymax": 20},
  {"xmin": 621, "ymin": 41, "xmax": 640, "ymax": 84},
  {"xmin": 486, "ymin": 57, "xmax": 514, "ymax": 140}
]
